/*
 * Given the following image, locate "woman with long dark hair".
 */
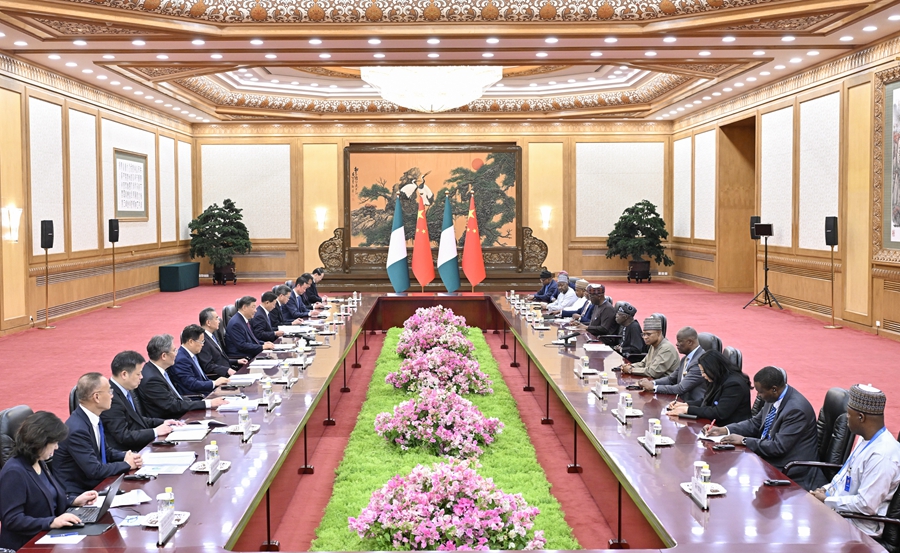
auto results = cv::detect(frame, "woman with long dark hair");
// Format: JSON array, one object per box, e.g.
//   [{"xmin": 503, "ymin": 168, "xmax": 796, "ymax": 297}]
[
  {"xmin": 668, "ymin": 350, "xmax": 752, "ymax": 426},
  {"xmin": 0, "ymin": 411, "xmax": 98, "ymax": 550}
]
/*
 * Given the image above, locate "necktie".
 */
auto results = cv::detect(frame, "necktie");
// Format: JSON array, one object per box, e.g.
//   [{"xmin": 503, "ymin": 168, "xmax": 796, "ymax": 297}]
[
  {"xmin": 209, "ymin": 332, "xmax": 220, "ymax": 349},
  {"xmin": 265, "ymin": 310, "xmax": 271, "ymax": 330},
  {"xmin": 97, "ymin": 420, "xmax": 107, "ymax": 464},
  {"xmin": 761, "ymin": 405, "xmax": 778, "ymax": 439},
  {"xmin": 246, "ymin": 319, "xmax": 260, "ymax": 344},
  {"xmin": 191, "ymin": 354, "xmax": 208, "ymax": 381},
  {"xmin": 163, "ymin": 370, "xmax": 183, "ymax": 399},
  {"xmin": 125, "ymin": 390, "xmax": 135, "ymax": 410}
]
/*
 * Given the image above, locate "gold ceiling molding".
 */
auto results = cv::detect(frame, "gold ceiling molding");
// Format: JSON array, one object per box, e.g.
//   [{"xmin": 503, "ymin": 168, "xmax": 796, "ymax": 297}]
[
  {"xmin": 62, "ymin": 0, "xmax": 782, "ymax": 24},
  {"xmin": 292, "ymin": 65, "xmax": 570, "ymax": 80},
  {"xmin": 674, "ymin": 35, "xmax": 900, "ymax": 131},
  {"xmin": 721, "ymin": 12, "xmax": 837, "ymax": 31},
  {"xmin": 294, "ymin": 67, "xmax": 362, "ymax": 79},
  {"xmin": 174, "ymin": 71, "xmax": 690, "ymax": 116},
  {"xmin": 32, "ymin": 17, "xmax": 161, "ymax": 35},
  {"xmin": 192, "ymin": 119, "xmax": 673, "ymax": 135},
  {"xmin": 628, "ymin": 61, "xmax": 738, "ymax": 77},
  {"xmin": 0, "ymin": 53, "xmax": 191, "ymax": 133}
]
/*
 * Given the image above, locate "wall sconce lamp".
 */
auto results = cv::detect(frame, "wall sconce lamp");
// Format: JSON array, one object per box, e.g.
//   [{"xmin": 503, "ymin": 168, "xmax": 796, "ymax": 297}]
[
  {"xmin": 539, "ymin": 206, "xmax": 552, "ymax": 230},
  {"xmin": 2, "ymin": 206, "xmax": 23, "ymax": 242},
  {"xmin": 315, "ymin": 207, "xmax": 327, "ymax": 231}
]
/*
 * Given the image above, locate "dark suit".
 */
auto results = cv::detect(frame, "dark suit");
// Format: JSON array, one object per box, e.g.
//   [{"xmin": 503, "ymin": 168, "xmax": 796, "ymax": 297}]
[
  {"xmin": 101, "ymin": 383, "xmax": 164, "ymax": 452},
  {"xmin": 586, "ymin": 300, "xmax": 617, "ymax": 336},
  {"xmin": 53, "ymin": 407, "xmax": 129, "ymax": 496},
  {"xmin": 283, "ymin": 290, "xmax": 311, "ymax": 320},
  {"xmin": 0, "ymin": 456, "xmax": 70, "ymax": 550},
  {"xmin": 170, "ymin": 346, "xmax": 215, "ymax": 396},
  {"xmin": 653, "ymin": 346, "xmax": 707, "ymax": 404},
  {"xmin": 304, "ymin": 281, "xmax": 322, "ymax": 304},
  {"xmin": 271, "ymin": 302, "xmax": 288, "ymax": 327},
  {"xmin": 198, "ymin": 330, "xmax": 234, "ymax": 378},
  {"xmin": 250, "ymin": 305, "xmax": 278, "ymax": 342},
  {"xmin": 726, "ymin": 385, "xmax": 820, "ymax": 489},
  {"xmin": 225, "ymin": 313, "xmax": 264, "ymax": 359},
  {"xmin": 533, "ymin": 280, "xmax": 559, "ymax": 303},
  {"xmin": 619, "ymin": 320, "xmax": 645, "ymax": 356},
  {"xmin": 561, "ymin": 299, "xmax": 591, "ymax": 320},
  {"xmin": 135, "ymin": 362, "xmax": 206, "ymax": 419},
  {"xmin": 686, "ymin": 371, "xmax": 752, "ymax": 427}
]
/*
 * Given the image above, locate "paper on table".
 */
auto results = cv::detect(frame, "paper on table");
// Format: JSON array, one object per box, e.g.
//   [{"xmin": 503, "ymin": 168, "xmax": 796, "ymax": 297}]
[
  {"xmin": 111, "ymin": 489, "xmax": 153, "ymax": 508},
  {"xmin": 142, "ymin": 452, "xmax": 198, "ymax": 465},
  {"xmin": 279, "ymin": 325, "xmax": 315, "ymax": 334},
  {"xmin": 36, "ymin": 534, "xmax": 86, "ymax": 545},
  {"xmin": 248, "ymin": 359, "xmax": 280, "ymax": 370},
  {"xmin": 165, "ymin": 427, "xmax": 211, "ymax": 442},
  {"xmin": 229, "ymin": 374, "xmax": 262, "ymax": 385},
  {"xmin": 584, "ymin": 343, "xmax": 613, "ymax": 352},
  {"xmin": 217, "ymin": 398, "xmax": 260, "ymax": 412},
  {"xmin": 698, "ymin": 432, "xmax": 727, "ymax": 443}
]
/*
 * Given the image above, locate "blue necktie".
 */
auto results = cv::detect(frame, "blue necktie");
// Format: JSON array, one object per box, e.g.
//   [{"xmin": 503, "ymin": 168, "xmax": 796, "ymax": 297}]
[
  {"xmin": 209, "ymin": 332, "xmax": 219, "ymax": 348},
  {"xmin": 125, "ymin": 391, "xmax": 135, "ymax": 410},
  {"xmin": 163, "ymin": 370, "xmax": 183, "ymax": 399},
  {"xmin": 191, "ymin": 354, "xmax": 208, "ymax": 381},
  {"xmin": 97, "ymin": 420, "xmax": 107, "ymax": 464},
  {"xmin": 761, "ymin": 405, "xmax": 778, "ymax": 439}
]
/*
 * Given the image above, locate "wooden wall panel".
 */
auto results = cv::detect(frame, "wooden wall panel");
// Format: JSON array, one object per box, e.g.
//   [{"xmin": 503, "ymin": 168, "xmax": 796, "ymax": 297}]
[
  {"xmin": 716, "ymin": 124, "xmax": 756, "ymax": 293},
  {"xmin": 526, "ymin": 142, "xmax": 564, "ymax": 271},
  {"xmin": 302, "ymin": 143, "xmax": 340, "ymax": 272},
  {"xmin": 0, "ymin": 87, "xmax": 28, "ymax": 329},
  {"xmin": 844, "ymin": 83, "xmax": 872, "ymax": 321}
]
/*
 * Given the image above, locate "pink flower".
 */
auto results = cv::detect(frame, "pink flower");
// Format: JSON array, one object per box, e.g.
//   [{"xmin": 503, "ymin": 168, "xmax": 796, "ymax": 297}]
[{"xmin": 386, "ymin": 347, "xmax": 492, "ymax": 396}]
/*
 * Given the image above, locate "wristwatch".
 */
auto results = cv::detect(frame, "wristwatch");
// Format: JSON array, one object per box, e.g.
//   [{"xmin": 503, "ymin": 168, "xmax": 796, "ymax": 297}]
[{"xmin": 741, "ymin": 437, "xmax": 747, "ymax": 446}]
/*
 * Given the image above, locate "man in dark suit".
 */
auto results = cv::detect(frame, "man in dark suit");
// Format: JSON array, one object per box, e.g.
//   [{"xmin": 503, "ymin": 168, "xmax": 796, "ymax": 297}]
[
  {"xmin": 251, "ymin": 291, "xmax": 285, "ymax": 343},
  {"xmin": 135, "ymin": 334, "xmax": 227, "ymax": 419},
  {"xmin": 527, "ymin": 269, "xmax": 559, "ymax": 303},
  {"xmin": 284, "ymin": 275, "xmax": 322, "ymax": 321},
  {"xmin": 638, "ymin": 326, "xmax": 707, "ymax": 404},
  {"xmin": 53, "ymin": 373, "xmax": 141, "ymax": 496},
  {"xmin": 225, "ymin": 296, "xmax": 275, "ymax": 359},
  {"xmin": 170, "ymin": 324, "xmax": 229, "ymax": 396},
  {"xmin": 198, "ymin": 307, "xmax": 246, "ymax": 377},
  {"xmin": 573, "ymin": 284, "xmax": 617, "ymax": 336},
  {"xmin": 274, "ymin": 285, "xmax": 302, "ymax": 326},
  {"xmin": 103, "ymin": 350, "xmax": 182, "ymax": 451},
  {"xmin": 304, "ymin": 267, "xmax": 328, "ymax": 308},
  {"xmin": 708, "ymin": 366, "xmax": 820, "ymax": 489}
]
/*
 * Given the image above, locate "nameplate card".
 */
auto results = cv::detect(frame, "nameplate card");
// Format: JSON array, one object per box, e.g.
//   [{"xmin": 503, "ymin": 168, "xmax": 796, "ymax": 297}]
[
  {"xmin": 157, "ymin": 508, "xmax": 177, "ymax": 546},
  {"xmin": 641, "ymin": 429, "xmax": 657, "ymax": 456},
  {"xmin": 690, "ymin": 476, "xmax": 709, "ymax": 511}
]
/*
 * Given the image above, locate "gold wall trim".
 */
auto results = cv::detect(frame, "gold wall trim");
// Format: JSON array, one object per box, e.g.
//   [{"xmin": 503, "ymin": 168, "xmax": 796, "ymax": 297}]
[
  {"xmin": 675, "ymin": 249, "xmax": 715, "ymax": 262},
  {"xmin": 759, "ymin": 252, "xmax": 842, "ymax": 273},
  {"xmin": 674, "ymin": 271, "xmax": 714, "ymax": 287},
  {"xmin": 669, "ymin": 243, "xmax": 717, "ymax": 255},
  {"xmin": 675, "ymin": 35, "xmax": 900, "ymax": 131},
  {"xmin": 874, "ymin": 267, "xmax": 900, "ymax": 281},
  {"xmin": 193, "ymin": 120, "xmax": 673, "ymax": 136},
  {"xmin": 778, "ymin": 294, "xmax": 832, "ymax": 315},
  {"xmin": 28, "ymin": 247, "xmax": 188, "ymax": 277},
  {"xmin": 36, "ymin": 281, "xmax": 158, "ymax": 320},
  {"xmin": 0, "ymin": 52, "xmax": 191, "ymax": 134}
]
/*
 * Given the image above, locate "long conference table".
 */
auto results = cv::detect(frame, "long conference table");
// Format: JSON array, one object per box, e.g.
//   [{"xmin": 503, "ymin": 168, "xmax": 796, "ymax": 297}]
[{"xmin": 22, "ymin": 294, "xmax": 883, "ymax": 553}]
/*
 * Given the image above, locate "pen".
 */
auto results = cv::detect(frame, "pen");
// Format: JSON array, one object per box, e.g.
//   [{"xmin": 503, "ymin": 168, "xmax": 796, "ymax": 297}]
[{"xmin": 54, "ymin": 532, "xmax": 78, "ymax": 537}]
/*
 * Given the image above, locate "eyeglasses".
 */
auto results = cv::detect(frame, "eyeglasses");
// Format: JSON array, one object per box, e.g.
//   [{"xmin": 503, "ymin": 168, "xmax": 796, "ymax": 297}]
[
  {"xmin": 193, "ymin": 338, "xmax": 206, "ymax": 345},
  {"xmin": 641, "ymin": 332, "xmax": 658, "ymax": 337}
]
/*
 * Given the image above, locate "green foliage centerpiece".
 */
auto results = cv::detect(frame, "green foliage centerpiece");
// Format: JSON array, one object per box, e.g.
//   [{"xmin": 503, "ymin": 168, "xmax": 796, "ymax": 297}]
[
  {"xmin": 605, "ymin": 200, "xmax": 673, "ymax": 283},
  {"xmin": 188, "ymin": 199, "xmax": 251, "ymax": 285}
]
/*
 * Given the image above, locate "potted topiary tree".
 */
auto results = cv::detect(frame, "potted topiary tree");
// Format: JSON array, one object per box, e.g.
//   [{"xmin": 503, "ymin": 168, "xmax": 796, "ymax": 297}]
[
  {"xmin": 189, "ymin": 199, "xmax": 252, "ymax": 285},
  {"xmin": 605, "ymin": 200, "xmax": 674, "ymax": 283}
]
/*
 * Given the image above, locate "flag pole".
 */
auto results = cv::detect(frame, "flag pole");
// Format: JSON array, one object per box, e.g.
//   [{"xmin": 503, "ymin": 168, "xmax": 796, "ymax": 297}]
[{"xmin": 469, "ymin": 185, "xmax": 475, "ymax": 293}]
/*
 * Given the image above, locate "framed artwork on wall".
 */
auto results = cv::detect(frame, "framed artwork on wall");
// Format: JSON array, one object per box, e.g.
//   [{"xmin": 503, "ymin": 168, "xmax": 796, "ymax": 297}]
[{"xmin": 113, "ymin": 148, "xmax": 149, "ymax": 221}]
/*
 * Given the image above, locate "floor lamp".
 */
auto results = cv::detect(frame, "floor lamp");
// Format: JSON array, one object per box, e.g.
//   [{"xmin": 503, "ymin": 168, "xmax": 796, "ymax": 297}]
[
  {"xmin": 824, "ymin": 216, "xmax": 841, "ymax": 329},
  {"xmin": 38, "ymin": 220, "xmax": 54, "ymax": 330},
  {"xmin": 108, "ymin": 219, "xmax": 120, "ymax": 309}
]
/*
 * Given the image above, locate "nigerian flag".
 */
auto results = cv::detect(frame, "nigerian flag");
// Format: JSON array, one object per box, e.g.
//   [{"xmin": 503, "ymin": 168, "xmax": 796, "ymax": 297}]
[
  {"xmin": 437, "ymin": 194, "xmax": 460, "ymax": 293},
  {"xmin": 386, "ymin": 195, "xmax": 410, "ymax": 293}
]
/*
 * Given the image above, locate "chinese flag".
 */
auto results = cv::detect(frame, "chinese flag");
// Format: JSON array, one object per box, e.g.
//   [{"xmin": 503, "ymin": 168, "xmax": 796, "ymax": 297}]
[
  {"xmin": 461, "ymin": 195, "xmax": 486, "ymax": 287},
  {"xmin": 411, "ymin": 195, "xmax": 435, "ymax": 287}
]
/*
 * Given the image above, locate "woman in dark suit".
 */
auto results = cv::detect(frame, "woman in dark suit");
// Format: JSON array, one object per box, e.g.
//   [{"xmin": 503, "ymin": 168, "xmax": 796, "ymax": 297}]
[
  {"xmin": 667, "ymin": 350, "xmax": 752, "ymax": 426},
  {"xmin": 0, "ymin": 412, "xmax": 98, "ymax": 550}
]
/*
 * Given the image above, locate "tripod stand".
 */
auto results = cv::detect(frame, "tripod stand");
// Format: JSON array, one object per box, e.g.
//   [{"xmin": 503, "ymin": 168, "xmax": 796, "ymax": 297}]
[{"xmin": 744, "ymin": 235, "xmax": 782, "ymax": 309}]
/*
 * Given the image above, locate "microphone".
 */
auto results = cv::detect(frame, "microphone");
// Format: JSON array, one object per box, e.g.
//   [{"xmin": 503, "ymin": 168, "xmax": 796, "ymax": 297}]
[{"xmin": 556, "ymin": 332, "xmax": 580, "ymax": 347}]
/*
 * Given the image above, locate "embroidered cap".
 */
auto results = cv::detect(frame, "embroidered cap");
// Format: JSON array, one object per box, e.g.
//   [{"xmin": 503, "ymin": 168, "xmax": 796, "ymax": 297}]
[
  {"xmin": 557, "ymin": 270, "xmax": 569, "ymax": 281},
  {"xmin": 848, "ymin": 384, "xmax": 886, "ymax": 416},
  {"xmin": 643, "ymin": 317, "xmax": 663, "ymax": 331},
  {"xmin": 575, "ymin": 279, "xmax": 589, "ymax": 291},
  {"xmin": 617, "ymin": 302, "xmax": 637, "ymax": 317},
  {"xmin": 586, "ymin": 284, "xmax": 604, "ymax": 295}
]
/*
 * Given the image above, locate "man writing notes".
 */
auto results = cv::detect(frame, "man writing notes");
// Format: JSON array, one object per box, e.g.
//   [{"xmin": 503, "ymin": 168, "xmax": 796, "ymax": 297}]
[
  {"xmin": 170, "ymin": 324, "xmax": 229, "ymax": 396},
  {"xmin": 251, "ymin": 291, "xmax": 286, "ymax": 343},
  {"xmin": 705, "ymin": 366, "xmax": 820, "ymax": 489},
  {"xmin": 198, "ymin": 307, "xmax": 244, "ymax": 377},
  {"xmin": 544, "ymin": 275, "xmax": 578, "ymax": 316},
  {"xmin": 622, "ymin": 317, "xmax": 679, "ymax": 379},
  {"xmin": 136, "ymin": 334, "xmax": 227, "ymax": 419},
  {"xmin": 812, "ymin": 384, "xmax": 900, "ymax": 538},
  {"xmin": 527, "ymin": 269, "xmax": 558, "ymax": 303},
  {"xmin": 637, "ymin": 326, "xmax": 706, "ymax": 403},
  {"xmin": 53, "ymin": 373, "xmax": 143, "ymax": 496},
  {"xmin": 226, "ymin": 296, "xmax": 275, "ymax": 359},
  {"xmin": 102, "ymin": 350, "xmax": 182, "ymax": 451}
]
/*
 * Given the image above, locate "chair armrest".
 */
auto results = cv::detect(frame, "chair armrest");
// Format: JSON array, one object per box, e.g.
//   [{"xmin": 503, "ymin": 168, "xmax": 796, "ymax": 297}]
[
  {"xmin": 783, "ymin": 460, "xmax": 842, "ymax": 473},
  {"xmin": 841, "ymin": 512, "xmax": 900, "ymax": 526}
]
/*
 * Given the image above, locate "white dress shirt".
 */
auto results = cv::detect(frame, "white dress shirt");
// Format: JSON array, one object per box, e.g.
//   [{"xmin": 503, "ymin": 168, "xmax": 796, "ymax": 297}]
[
  {"xmin": 79, "ymin": 404, "xmax": 102, "ymax": 451},
  {"xmin": 546, "ymin": 288, "xmax": 578, "ymax": 313}
]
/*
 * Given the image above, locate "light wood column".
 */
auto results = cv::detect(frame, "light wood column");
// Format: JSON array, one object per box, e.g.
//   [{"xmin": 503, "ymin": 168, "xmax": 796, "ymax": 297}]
[
  {"xmin": 0, "ymin": 87, "xmax": 29, "ymax": 330},
  {"xmin": 301, "ymin": 143, "xmax": 340, "ymax": 272},
  {"xmin": 843, "ymin": 82, "xmax": 872, "ymax": 323},
  {"xmin": 525, "ymin": 142, "xmax": 564, "ymax": 271}
]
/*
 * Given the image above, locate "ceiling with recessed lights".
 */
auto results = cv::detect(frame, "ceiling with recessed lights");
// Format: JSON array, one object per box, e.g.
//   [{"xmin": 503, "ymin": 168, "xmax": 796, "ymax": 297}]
[{"xmin": 0, "ymin": 0, "xmax": 897, "ymax": 122}]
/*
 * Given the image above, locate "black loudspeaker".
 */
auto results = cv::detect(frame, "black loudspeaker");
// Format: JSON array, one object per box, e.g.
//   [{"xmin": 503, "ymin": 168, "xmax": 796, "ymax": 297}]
[
  {"xmin": 825, "ymin": 216, "xmax": 838, "ymax": 247},
  {"xmin": 109, "ymin": 219, "xmax": 119, "ymax": 243},
  {"xmin": 40, "ymin": 220, "xmax": 53, "ymax": 249},
  {"xmin": 750, "ymin": 216, "xmax": 761, "ymax": 240}
]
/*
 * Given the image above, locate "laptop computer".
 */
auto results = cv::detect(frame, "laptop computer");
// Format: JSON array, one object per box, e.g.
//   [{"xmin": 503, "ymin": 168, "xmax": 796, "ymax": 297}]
[{"xmin": 64, "ymin": 474, "xmax": 123, "ymax": 526}]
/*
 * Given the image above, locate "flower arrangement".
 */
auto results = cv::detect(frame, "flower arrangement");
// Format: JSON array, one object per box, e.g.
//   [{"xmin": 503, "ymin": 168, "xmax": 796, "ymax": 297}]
[
  {"xmin": 348, "ymin": 460, "xmax": 546, "ymax": 551},
  {"xmin": 403, "ymin": 305, "xmax": 469, "ymax": 335},
  {"xmin": 375, "ymin": 389, "xmax": 504, "ymax": 459},
  {"xmin": 386, "ymin": 347, "xmax": 492, "ymax": 395},
  {"xmin": 396, "ymin": 321, "xmax": 475, "ymax": 359}
]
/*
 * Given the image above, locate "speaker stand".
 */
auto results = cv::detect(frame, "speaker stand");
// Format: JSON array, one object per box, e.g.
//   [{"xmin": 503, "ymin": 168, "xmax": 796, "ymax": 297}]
[
  {"xmin": 39, "ymin": 248, "xmax": 55, "ymax": 329},
  {"xmin": 108, "ymin": 241, "xmax": 120, "ymax": 309},
  {"xmin": 824, "ymin": 244, "xmax": 842, "ymax": 329},
  {"xmin": 744, "ymin": 236, "xmax": 783, "ymax": 310}
]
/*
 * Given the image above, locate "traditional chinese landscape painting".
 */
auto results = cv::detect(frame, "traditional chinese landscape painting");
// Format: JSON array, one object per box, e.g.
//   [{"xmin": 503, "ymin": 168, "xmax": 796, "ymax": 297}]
[{"xmin": 346, "ymin": 144, "xmax": 519, "ymax": 249}]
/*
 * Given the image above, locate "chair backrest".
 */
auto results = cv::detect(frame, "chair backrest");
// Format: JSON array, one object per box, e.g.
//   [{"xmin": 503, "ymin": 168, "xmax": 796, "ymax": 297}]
[
  {"xmin": 882, "ymin": 434, "xmax": 900, "ymax": 550},
  {"xmin": 723, "ymin": 346, "xmax": 742, "ymax": 371},
  {"xmin": 650, "ymin": 312, "xmax": 667, "ymax": 337},
  {"xmin": 815, "ymin": 387, "xmax": 854, "ymax": 480},
  {"xmin": 697, "ymin": 332, "xmax": 723, "ymax": 353},
  {"xmin": 0, "ymin": 405, "xmax": 33, "ymax": 468},
  {"xmin": 750, "ymin": 395, "xmax": 765, "ymax": 417},
  {"xmin": 222, "ymin": 304, "xmax": 237, "ymax": 329},
  {"xmin": 68, "ymin": 385, "xmax": 78, "ymax": 414}
]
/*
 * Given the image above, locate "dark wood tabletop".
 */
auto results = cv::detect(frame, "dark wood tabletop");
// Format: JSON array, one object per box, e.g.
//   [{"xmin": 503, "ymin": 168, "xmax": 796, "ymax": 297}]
[{"xmin": 20, "ymin": 294, "xmax": 884, "ymax": 553}]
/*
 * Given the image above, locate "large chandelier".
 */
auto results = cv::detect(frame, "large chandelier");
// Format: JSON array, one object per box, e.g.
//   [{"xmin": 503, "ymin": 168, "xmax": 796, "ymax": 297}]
[{"xmin": 360, "ymin": 66, "xmax": 504, "ymax": 113}]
